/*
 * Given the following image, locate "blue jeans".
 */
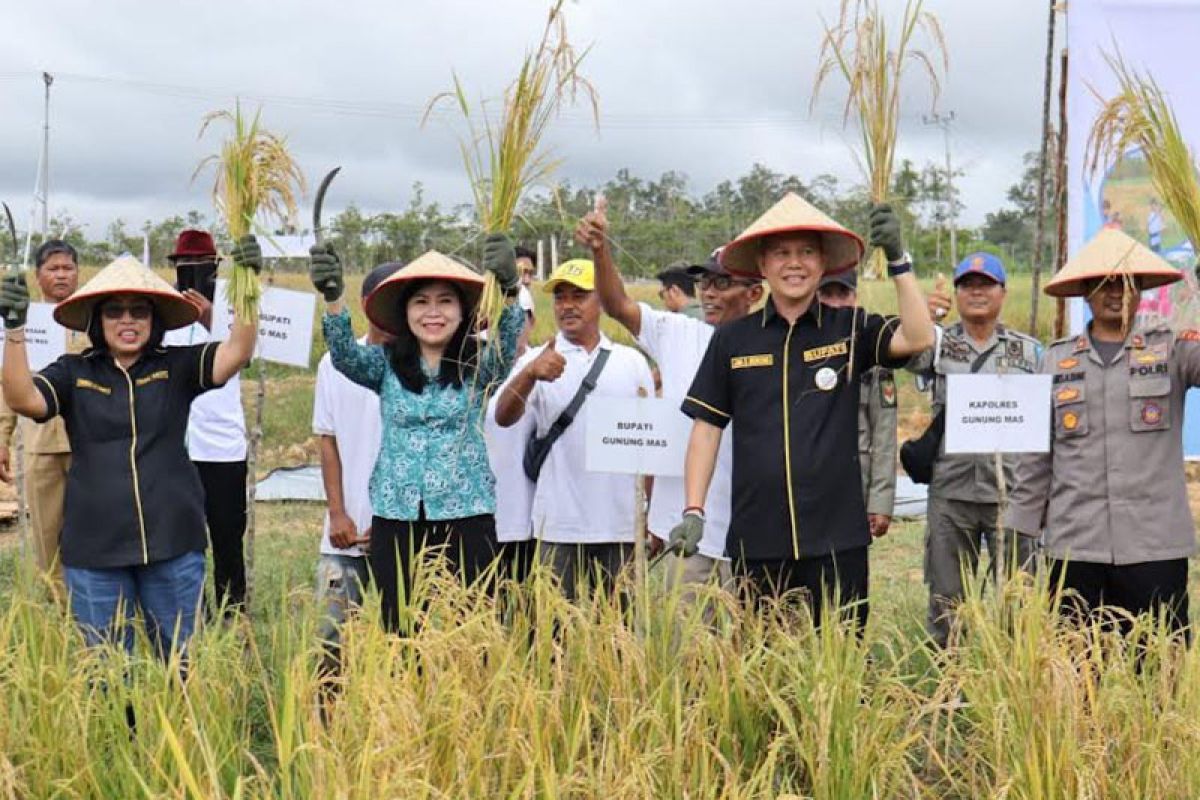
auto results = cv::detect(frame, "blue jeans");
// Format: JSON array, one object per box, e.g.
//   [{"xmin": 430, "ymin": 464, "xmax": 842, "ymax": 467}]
[{"xmin": 65, "ymin": 550, "xmax": 206, "ymax": 658}]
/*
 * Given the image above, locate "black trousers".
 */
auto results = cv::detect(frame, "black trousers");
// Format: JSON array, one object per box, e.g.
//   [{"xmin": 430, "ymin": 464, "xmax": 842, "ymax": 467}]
[
  {"xmin": 498, "ymin": 539, "xmax": 535, "ymax": 585},
  {"xmin": 1048, "ymin": 558, "xmax": 1190, "ymax": 638},
  {"xmin": 195, "ymin": 460, "xmax": 248, "ymax": 611},
  {"xmin": 735, "ymin": 546, "xmax": 870, "ymax": 631},
  {"xmin": 370, "ymin": 513, "xmax": 499, "ymax": 633}
]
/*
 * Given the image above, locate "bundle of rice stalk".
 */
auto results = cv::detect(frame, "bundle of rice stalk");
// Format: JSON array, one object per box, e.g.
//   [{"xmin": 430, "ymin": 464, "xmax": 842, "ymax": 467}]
[
  {"xmin": 425, "ymin": 0, "xmax": 598, "ymax": 340},
  {"xmin": 195, "ymin": 102, "xmax": 306, "ymax": 321},
  {"xmin": 1086, "ymin": 49, "xmax": 1200, "ymax": 255},
  {"xmin": 813, "ymin": 0, "xmax": 947, "ymax": 278}
]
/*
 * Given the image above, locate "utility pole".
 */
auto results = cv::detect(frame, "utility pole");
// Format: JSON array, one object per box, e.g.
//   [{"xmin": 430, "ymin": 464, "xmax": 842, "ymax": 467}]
[
  {"xmin": 22, "ymin": 72, "xmax": 53, "ymax": 266},
  {"xmin": 924, "ymin": 110, "xmax": 957, "ymax": 267},
  {"xmin": 41, "ymin": 72, "xmax": 52, "ymax": 234}
]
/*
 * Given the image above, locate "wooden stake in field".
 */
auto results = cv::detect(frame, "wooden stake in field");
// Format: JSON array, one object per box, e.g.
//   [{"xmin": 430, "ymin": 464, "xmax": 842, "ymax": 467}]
[
  {"xmin": 1086, "ymin": 49, "xmax": 1200, "ymax": 255},
  {"xmin": 813, "ymin": 0, "xmax": 948, "ymax": 278},
  {"xmin": 424, "ymin": 0, "xmax": 597, "ymax": 344},
  {"xmin": 195, "ymin": 102, "xmax": 306, "ymax": 611}
]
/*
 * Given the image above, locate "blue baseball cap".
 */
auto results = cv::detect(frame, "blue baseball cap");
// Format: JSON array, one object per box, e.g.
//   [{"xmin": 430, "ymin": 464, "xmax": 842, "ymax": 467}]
[{"xmin": 953, "ymin": 252, "xmax": 1006, "ymax": 287}]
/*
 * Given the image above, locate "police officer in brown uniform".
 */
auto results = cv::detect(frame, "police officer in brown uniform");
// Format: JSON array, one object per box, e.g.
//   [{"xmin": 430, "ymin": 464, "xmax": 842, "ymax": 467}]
[
  {"xmin": 910, "ymin": 252, "xmax": 1041, "ymax": 647},
  {"xmin": 1007, "ymin": 229, "xmax": 1196, "ymax": 636},
  {"xmin": 817, "ymin": 269, "xmax": 898, "ymax": 539}
]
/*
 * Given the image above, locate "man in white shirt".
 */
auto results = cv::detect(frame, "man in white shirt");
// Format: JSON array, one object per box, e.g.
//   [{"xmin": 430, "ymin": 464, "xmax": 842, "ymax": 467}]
[
  {"xmin": 312, "ymin": 262, "xmax": 398, "ymax": 671},
  {"xmin": 164, "ymin": 230, "xmax": 249, "ymax": 615},
  {"xmin": 576, "ymin": 202, "xmax": 763, "ymax": 591},
  {"xmin": 495, "ymin": 258, "xmax": 655, "ymax": 598}
]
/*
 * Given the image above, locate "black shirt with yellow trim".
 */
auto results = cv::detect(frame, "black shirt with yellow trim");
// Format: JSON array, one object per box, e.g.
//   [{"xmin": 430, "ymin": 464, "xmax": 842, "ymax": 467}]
[
  {"xmin": 683, "ymin": 297, "xmax": 907, "ymax": 561},
  {"xmin": 33, "ymin": 343, "xmax": 223, "ymax": 569}
]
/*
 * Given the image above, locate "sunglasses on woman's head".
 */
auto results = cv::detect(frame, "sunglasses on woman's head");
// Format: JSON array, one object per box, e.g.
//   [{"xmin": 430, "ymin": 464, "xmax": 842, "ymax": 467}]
[{"xmin": 100, "ymin": 302, "xmax": 153, "ymax": 321}]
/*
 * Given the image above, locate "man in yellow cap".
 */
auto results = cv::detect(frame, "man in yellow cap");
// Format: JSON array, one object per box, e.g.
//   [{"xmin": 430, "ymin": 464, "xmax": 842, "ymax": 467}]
[
  {"xmin": 495, "ymin": 259, "xmax": 655, "ymax": 597},
  {"xmin": 1007, "ymin": 229, "xmax": 1198, "ymax": 637},
  {"xmin": 677, "ymin": 196, "xmax": 934, "ymax": 627}
]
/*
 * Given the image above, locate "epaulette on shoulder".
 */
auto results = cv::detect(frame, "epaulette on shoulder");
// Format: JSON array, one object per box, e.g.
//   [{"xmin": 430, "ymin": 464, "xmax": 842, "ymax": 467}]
[{"xmin": 1176, "ymin": 329, "xmax": 1200, "ymax": 342}]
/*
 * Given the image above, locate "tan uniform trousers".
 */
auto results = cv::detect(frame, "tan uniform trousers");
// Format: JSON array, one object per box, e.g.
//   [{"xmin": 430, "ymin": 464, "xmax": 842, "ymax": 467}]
[{"xmin": 26, "ymin": 452, "xmax": 70, "ymax": 590}]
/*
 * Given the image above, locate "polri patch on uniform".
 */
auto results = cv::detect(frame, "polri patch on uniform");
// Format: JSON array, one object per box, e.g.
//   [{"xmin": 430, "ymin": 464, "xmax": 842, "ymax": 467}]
[
  {"xmin": 1006, "ymin": 339, "xmax": 1023, "ymax": 359},
  {"xmin": 1073, "ymin": 336, "xmax": 1088, "ymax": 353},
  {"xmin": 1058, "ymin": 357, "xmax": 1079, "ymax": 370},
  {"xmin": 731, "ymin": 354, "xmax": 774, "ymax": 369},
  {"xmin": 881, "ymin": 376, "xmax": 897, "ymax": 407},
  {"xmin": 1142, "ymin": 402, "xmax": 1164, "ymax": 426},
  {"xmin": 803, "ymin": 341, "xmax": 848, "ymax": 362},
  {"xmin": 1062, "ymin": 410, "xmax": 1080, "ymax": 431},
  {"xmin": 1131, "ymin": 333, "xmax": 1146, "ymax": 349},
  {"xmin": 1179, "ymin": 329, "xmax": 1200, "ymax": 342},
  {"xmin": 815, "ymin": 366, "xmax": 838, "ymax": 391},
  {"xmin": 1053, "ymin": 370, "xmax": 1085, "ymax": 384}
]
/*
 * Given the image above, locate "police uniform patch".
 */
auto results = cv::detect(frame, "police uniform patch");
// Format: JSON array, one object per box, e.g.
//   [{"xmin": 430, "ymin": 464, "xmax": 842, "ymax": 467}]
[
  {"xmin": 1055, "ymin": 387, "xmax": 1080, "ymax": 403},
  {"xmin": 1062, "ymin": 411, "xmax": 1080, "ymax": 431},
  {"xmin": 815, "ymin": 366, "xmax": 838, "ymax": 391},
  {"xmin": 1058, "ymin": 357, "xmax": 1079, "ymax": 370},
  {"xmin": 881, "ymin": 376, "xmax": 897, "ymax": 407},
  {"xmin": 1053, "ymin": 370, "xmax": 1085, "ymax": 384},
  {"xmin": 1131, "ymin": 333, "xmax": 1146, "ymax": 349},
  {"xmin": 1142, "ymin": 402, "xmax": 1163, "ymax": 426},
  {"xmin": 1006, "ymin": 339, "xmax": 1023, "ymax": 359},
  {"xmin": 1179, "ymin": 329, "xmax": 1200, "ymax": 342},
  {"xmin": 1136, "ymin": 352, "xmax": 1161, "ymax": 365},
  {"xmin": 1073, "ymin": 336, "xmax": 1089, "ymax": 353}
]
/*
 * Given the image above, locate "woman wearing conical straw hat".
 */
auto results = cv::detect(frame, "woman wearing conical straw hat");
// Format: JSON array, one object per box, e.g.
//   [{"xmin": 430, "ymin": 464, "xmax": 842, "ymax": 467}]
[
  {"xmin": 0, "ymin": 238, "xmax": 261, "ymax": 658},
  {"xmin": 1006, "ymin": 229, "xmax": 1196, "ymax": 637},
  {"xmin": 309, "ymin": 235, "xmax": 523, "ymax": 634},
  {"xmin": 676, "ymin": 195, "xmax": 934, "ymax": 628}
]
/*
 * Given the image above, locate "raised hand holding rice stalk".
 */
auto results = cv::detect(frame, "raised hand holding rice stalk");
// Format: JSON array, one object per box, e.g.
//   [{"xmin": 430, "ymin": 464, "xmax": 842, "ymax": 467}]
[
  {"xmin": 194, "ymin": 102, "xmax": 306, "ymax": 320},
  {"xmin": 812, "ymin": 0, "xmax": 947, "ymax": 278},
  {"xmin": 424, "ymin": 0, "xmax": 598, "ymax": 342}
]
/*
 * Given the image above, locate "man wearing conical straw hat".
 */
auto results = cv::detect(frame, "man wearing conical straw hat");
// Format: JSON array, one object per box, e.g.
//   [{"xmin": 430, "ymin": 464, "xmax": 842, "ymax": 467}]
[
  {"xmin": 1006, "ymin": 228, "xmax": 1196, "ymax": 636},
  {"xmin": 0, "ymin": 240, "xmax": 260, "ymax": 658},
  {"xmin": 679, "ymin": 194, "xmax": 934, "ymax": 626}
]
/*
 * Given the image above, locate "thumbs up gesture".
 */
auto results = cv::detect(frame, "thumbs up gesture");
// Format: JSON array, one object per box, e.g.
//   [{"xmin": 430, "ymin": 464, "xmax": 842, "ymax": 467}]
[
  {"xmin": 929, "ymin": 272, "xmax": 951, "ymax": 321},
  {"xmin": 574, "ymin": 194, "xmax": 609, "ymax": 253},
  {"xmin": 527, "ymin": 337, "xmax": 567, "ymax": 382}
]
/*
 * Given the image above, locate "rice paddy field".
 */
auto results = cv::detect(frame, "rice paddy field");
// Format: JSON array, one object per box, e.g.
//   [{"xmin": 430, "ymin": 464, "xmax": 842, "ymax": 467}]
[{"xmin": 4, "ymin": 270, "xmax": 1200, "ymax": 798}]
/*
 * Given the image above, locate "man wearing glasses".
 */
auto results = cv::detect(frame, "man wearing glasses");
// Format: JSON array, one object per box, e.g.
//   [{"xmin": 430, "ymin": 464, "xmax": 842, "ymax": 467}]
[{"xmin": 576, "ymin": 203, "xmax": 762, "ymax": 589}]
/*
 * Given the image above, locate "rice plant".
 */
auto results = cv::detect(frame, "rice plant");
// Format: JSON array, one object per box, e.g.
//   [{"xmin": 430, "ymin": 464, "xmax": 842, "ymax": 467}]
[
  {"xmin": 812, "ymin": 0, "xmax": 948, "ymax": 278},
  {"xmin": 1086, "ymin": 47, "xmax": 1200, "ymax": 252},
  {"xmin": 195, "ymin": 102, "xmax": 306, "ymax": 321},
  {"xmin": 424, "ymin": 0, "xmax": 598, "ymax": 339}
]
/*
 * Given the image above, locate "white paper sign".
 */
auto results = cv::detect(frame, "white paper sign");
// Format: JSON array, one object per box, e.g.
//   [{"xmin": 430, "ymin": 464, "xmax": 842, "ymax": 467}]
[
  {"xmin": 944, "ymin": 374, "xmax": 1053, "ymax": 455},
  {"xmin": 585, "ymin": 397, "xmax": 692, "ymax": 476},
  {"xmin": 0, "ymin": 303, "xmax": 68, "ymax": 370},
  {"xmin": 211, "ymin": 279, "xmax": 316, "ymax": 368}
]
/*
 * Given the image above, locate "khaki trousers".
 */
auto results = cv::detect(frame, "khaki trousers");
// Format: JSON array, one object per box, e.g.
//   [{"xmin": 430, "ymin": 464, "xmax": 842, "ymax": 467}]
[{"xmin": 26, "ymin": 452, "xmax": 70, "ymax": 592}]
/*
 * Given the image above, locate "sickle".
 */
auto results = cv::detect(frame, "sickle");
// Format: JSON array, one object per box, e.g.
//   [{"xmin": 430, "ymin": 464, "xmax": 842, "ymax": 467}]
[
  {"xmin": 2, "ymin": 203, "xmax": 16, "ymax": 266},
  {"xmin": 312, "ymin": 167, "xmax": 341, "ymax": 245}
]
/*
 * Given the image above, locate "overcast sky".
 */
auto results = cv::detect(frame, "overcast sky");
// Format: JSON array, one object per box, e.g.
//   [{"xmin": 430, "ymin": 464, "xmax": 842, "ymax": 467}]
[{"xmin": 0, "ymin": 0, "xmax": 1057, "ymax": 243}]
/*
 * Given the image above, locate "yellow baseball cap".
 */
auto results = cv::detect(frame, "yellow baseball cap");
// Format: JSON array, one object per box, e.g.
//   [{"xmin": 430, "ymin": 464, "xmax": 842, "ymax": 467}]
[{"xmin": 542, "ymin": 258, "xmax": 595, "ymax": 293}]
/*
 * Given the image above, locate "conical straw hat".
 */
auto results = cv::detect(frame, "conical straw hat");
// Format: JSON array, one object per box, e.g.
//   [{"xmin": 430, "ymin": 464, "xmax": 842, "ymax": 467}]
[
  {"xmin": 53, "ymin": 255, "xmax": 200, "ymax": 332},
  {"xmin": 364, "ymin": 250, "xmax": 485, "ymax": 336},
  {"xmin": 1044, "ymin": 228, "xmax": 1182, "ymax": 298},
  {"xmin": 719, "ymin": 192, "xmax": 865, "ymax": 276}
]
